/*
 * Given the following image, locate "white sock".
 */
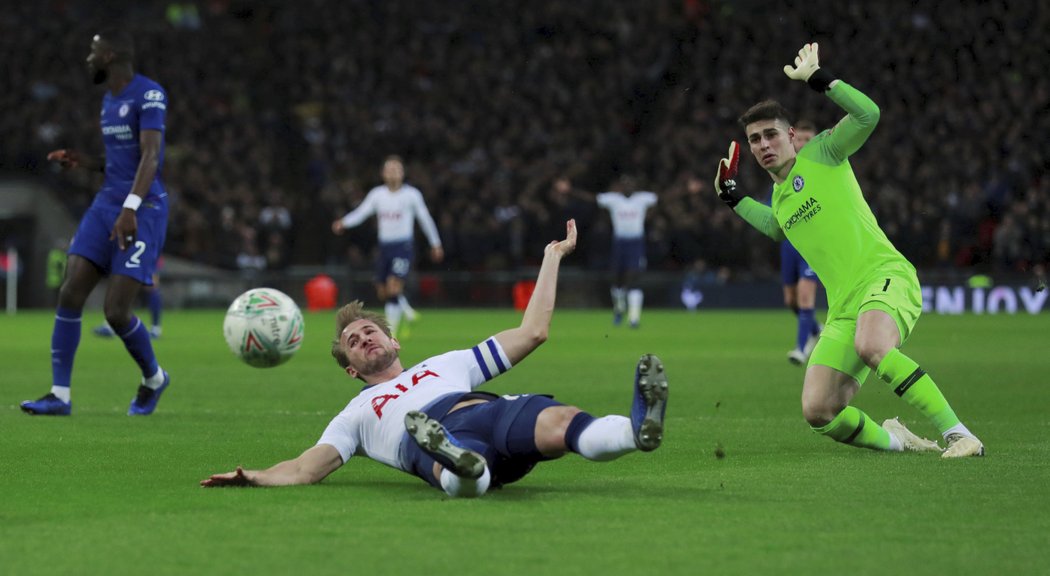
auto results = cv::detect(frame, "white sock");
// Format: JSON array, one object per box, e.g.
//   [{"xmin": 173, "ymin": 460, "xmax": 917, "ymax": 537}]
[
  {"xmin": 575, "ymin": 415, "xmax": 636, "ymax": 461},
  {"xmin": 385, "ymin": 301, "xmax": 402, "ymax": 335},
  {"xmin": 627, "ymin": 289, "xmax": 643, "ymax": 324},
  {"xmin": 942, "ymin": 423, "xmax": 976, "ymax": 440},
  {"xmin": 611, "ymin": 287, "xmax": 626, "ymax": 314},
  {"xmin": 50, "ymin": 386, "xmax": 71, "ymax": 403},
  {"xmin": 439, "ymin": 466, "xmax": 491, "ymax": 498},
  {"xmin": 397, "ymin": 294, "xmax": 417, "ymax": 321},
  {"xmin": 144, "ymin": 367, "xmax": 166, "ymax": 390}
]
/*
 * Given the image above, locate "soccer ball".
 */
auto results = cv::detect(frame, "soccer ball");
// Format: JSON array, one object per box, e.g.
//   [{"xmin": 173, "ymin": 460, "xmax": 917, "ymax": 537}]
[{"xmin": 223, "ymin": 287, "xmax": 305, "ymax": 368}]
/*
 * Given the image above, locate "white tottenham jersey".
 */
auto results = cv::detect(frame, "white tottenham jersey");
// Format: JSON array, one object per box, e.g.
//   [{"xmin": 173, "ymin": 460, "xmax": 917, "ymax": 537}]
[
  {"xmin": 596, "ymin": 191, "xmax": 657, "ymax": 239},
  {"xmin": 339, "ymin": 184, "xmax": 442, "ymax": 246},
  {"xmin": 316, "ymin": 337, "xmax": 512, "ymax": 470}
]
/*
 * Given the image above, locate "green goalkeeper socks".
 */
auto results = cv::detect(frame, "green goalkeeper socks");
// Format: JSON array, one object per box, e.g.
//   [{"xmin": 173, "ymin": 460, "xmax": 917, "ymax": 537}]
[
  {"xmin": 813, "ymin": 406, "xmax": 893, "ymax": 450},
  {"xmin": 876, "ymin": 348, "xmax": 960, "ymax": 435}
]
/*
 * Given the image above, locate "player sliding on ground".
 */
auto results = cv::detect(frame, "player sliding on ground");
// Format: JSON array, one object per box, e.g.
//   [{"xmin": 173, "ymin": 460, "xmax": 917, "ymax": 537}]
[
  {"xmin": 714, "ymin": 43, "xmax": 983, "ymax": 458},
  {"xmin": 202, "ymin": 220, "xmax": 670, "ymax": 497}
]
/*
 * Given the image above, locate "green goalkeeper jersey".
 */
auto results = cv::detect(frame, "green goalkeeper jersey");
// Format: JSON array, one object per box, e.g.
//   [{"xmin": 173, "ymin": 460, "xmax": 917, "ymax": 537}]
[{"xmin": 736, "ymin": 81, "xmax": 915, "ymax": 316}]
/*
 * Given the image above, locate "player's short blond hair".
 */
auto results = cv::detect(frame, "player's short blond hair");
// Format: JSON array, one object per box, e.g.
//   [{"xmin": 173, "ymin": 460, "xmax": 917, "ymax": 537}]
[{"xmin": 331, "ymin": 300, "xmax": 392, "ymax": 369}]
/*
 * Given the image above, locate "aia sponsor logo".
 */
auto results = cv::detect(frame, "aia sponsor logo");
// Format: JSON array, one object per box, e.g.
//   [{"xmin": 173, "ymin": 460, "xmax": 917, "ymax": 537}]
[{"xmin": 370, "ymin": 369, "xmax": 440, "ymax": 418}]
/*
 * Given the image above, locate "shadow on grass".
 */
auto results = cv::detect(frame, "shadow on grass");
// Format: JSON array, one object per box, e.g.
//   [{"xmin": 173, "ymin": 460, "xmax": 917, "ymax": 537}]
[{"xmin": 319, "ymin": 477, "xmax": 716, "ymax": 501}]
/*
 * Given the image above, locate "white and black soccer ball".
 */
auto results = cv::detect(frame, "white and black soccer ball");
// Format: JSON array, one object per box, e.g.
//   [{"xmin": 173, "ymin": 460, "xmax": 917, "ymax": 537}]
[{"xmin": 223, "ymin": 287, "xmax": 305, "ymax": 368}]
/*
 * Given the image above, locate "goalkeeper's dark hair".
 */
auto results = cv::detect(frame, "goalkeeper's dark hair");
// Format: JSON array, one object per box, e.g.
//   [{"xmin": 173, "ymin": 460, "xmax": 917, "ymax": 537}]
[
  {"xmin": 95, "ymin": 28, "xmax": 135, "ymax": 62},
  {"xmin": 331, "ymin": 300, "xmax": 392, "ymax": 368},
  {"xmin": 738, "ymin": 100, "xmax": 793, "ymax": 129}
]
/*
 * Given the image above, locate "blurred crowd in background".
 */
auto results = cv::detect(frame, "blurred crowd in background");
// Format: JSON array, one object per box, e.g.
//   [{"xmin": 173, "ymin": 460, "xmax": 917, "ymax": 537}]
[{"xmin": 2, "ymin": 0, "xmax": 1047, "ymax": 281}]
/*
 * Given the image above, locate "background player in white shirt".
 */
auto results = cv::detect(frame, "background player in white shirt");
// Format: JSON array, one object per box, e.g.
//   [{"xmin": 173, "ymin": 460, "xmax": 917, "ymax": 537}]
[
  {"xmin": 202, "ymin": 220, "xmax": 670, "ymax": 498},
  {"xmin": 596, "ymin": 181, "xmax": 658, "ymax": 328},
  {"xmin": 331, "ymin": 156, "xmax": 443, "ymax": 337}
]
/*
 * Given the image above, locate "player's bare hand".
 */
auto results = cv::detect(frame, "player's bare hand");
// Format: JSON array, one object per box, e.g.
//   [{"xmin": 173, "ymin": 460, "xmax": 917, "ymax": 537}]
[
  {"xmin": 545, "ymin": 219, "xmax": 577, "ymax": 258},
  {"xmin": 332, "ymin": 220, "xmax": 345, "ymax": 235},
  {"xmin": 200, "ymin": 466, "xmax": 255, "ymax": 487},
  {"xmin": 46, "ymin": 149, "xmax": 80, "ymax": 170},
  {"xmin": 783, "ymin": 42, "xmax": 820, "ymax": 81},
  {"xmin": 110, "ymin": 210, "xmax": 138, "ymax": 250},
  {"xmin": 430, "ymin": 246, "xmax": 444, "ymax": 263}
]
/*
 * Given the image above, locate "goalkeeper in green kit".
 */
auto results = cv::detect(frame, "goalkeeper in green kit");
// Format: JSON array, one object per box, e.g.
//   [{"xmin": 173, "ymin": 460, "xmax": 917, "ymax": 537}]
[{"xmin": 715, "ymin": 43, "xmax": 983, "ymax": 457}]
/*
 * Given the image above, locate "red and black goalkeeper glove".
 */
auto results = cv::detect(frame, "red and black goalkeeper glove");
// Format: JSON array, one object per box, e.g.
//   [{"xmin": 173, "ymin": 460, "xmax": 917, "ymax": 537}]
[{"xmin": 714, "ymin": 141, "xmax": 743, "ymax": 208}]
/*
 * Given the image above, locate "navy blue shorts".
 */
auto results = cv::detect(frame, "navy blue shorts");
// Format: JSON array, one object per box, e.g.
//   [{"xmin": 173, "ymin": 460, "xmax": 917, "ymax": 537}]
[
  {"xmin": 780, "ymin": 240, "xmax": 818, "ymax": 286},
  {"xmin": 69, "ymin": 202, "xmax": 167, "ymax": 285},
  {"xmin": 375, "ymin": 240, "xmax": 414, "ymax": 283},
  {"xmin": 403, "ymin": 394, "xmax": 563, "ymax": 489},
  {"xmin": 611, "ymin": 237, "xmax": 646, "ymax": 275}
]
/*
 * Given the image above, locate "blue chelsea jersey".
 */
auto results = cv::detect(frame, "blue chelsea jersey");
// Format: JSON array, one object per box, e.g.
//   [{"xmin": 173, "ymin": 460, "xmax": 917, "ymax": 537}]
[{"xmin": 98, "ymin": 74, "xmax": 168, "ymax": 209}]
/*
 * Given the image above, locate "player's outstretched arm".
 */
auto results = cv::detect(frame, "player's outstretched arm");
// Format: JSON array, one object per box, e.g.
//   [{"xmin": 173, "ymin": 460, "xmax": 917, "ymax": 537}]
[
  {"xmin": 714, "ymin": 142, "xmax": 786, "ymax": 241},
  {"xmin": 201, "ymin": 444, "xmax": 343, "ymax": 488},
  {"xmin": 784, "ymin": 42, "xmax": 879, "ymax": 162},
  {"xmin": 411, "ymin": 189, "xmax": 444, "ymax": 256},
  {"xmin": 495, "ymin": 219, "xmax": 577, "ymax": 365},
  {"xmin": 46, "ymin": 149, "xmax": 104, "ymax": 173},
  {"xmin": 332, "ymin": 190, "xmax": 379, "ymax": 235}
]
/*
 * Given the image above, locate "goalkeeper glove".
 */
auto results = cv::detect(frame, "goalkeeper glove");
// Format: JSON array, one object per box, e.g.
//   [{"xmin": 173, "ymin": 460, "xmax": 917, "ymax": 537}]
[
  {"xmin": 714, "ymin": 141, "xmax": 742, "ymax": 208},
  {"xmin": 783, "ymin": 42, "xmax": 835, "ymax": 92}
]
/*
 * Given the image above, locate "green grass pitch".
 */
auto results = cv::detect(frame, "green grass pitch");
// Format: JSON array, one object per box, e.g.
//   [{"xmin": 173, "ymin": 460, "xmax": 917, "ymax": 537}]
[{"xmin": 2, "ymin": 308, "xmax": 1048, "ymax": 575}]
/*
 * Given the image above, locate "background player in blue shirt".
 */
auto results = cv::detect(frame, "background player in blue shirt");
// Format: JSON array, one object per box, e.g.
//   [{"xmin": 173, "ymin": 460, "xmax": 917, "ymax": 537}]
[
  {"xmin": 92, "ymin": 270, "xmax": 163, "ymax": 340},
  {"xmin": 776, "ymin": 120, "xmax": 824, "ymax": 365},
  {"xmin": 754, "ymin": 119, "xmax": 824, "ymax": 365},
  {"xmin": 21, "ymin": 30, "xmax": 171, "ymax": 416}
]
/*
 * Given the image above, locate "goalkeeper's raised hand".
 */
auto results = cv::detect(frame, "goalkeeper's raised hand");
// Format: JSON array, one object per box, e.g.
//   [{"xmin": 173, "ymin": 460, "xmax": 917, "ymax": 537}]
[
  {"xmin": 714, "ymin": 141, "xmax": 742, "ymax": 208},
  {"xmin": 783, "ymin": 42, "xmax": 835, "ymax": 92},
  {"xmin": 783, "ymin": 42, "xmax": 821, "ymax": 81}
]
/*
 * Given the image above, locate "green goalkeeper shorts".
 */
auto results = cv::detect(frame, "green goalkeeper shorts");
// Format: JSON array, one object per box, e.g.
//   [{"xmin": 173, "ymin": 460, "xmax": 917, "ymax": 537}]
[{"xmin": 809, "ymin": 269, "xmax": 923, "ymax": 384}]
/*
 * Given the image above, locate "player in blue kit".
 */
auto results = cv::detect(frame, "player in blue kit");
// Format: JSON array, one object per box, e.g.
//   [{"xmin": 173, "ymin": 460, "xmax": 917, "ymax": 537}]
[
  {"xmin": 93, "ymin": 270, "xmax": 164, "ymax": 339},
  {"xmin": 775, "ymin": 120, "xmax": 823, "ymax": 365},
  {"xmin": 21, "ymin": 30, "xmax": 171, "ymax": 416},
  {"xmin": 752, "ymin": 120, "xmax": 823, "ymax": 364}
]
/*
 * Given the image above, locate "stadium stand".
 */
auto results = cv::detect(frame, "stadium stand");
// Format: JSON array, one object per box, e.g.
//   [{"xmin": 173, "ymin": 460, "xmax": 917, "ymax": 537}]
[{"xmin": 2, "ymin": 0, "xmax": 1047, "ymax": 282}]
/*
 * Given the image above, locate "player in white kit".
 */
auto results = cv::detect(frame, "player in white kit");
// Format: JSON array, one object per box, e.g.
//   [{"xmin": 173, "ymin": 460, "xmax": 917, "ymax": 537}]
[
  {"xmin": 202, "ymin": 220, "xmax": 670, "ymax": 498},
  {"xmin": 331, "ymin": 156, "xmax": 443, "ymax": 337},
  {"xmin": 596, "ymin": 185, "xmax": 658, "ymax": 328}
]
